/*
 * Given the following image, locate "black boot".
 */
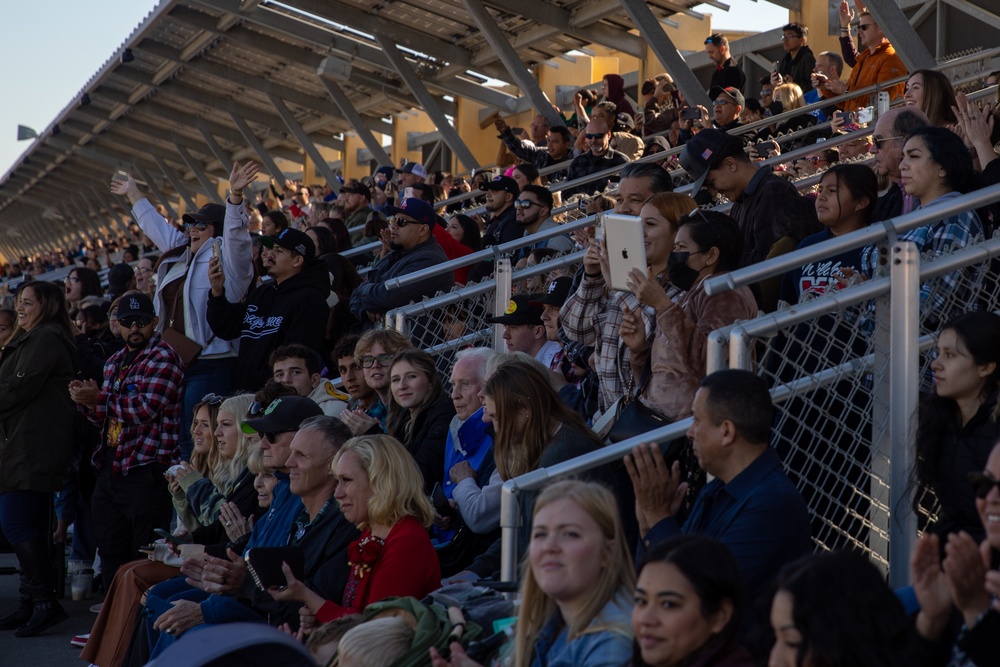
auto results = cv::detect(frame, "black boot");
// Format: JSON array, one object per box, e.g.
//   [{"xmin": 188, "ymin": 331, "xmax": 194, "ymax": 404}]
[
  {"xmin": 10, "ymin": 538, "xmax": 67, "ymax": 637},
  {"xmin": 0, "ymin": 585, "xmax": 31, "ymax": 631}
]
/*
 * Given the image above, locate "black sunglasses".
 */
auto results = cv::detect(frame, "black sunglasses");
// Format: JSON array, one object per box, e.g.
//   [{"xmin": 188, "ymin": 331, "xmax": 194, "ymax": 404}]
[
  {"xmin": 201, "ymin": 393, "xmax": 225, "ymax": 405},
  {"xmin": 584, "ymin": 133, "xmax": 607, "ymax": 140},
  {"xmin": 183, "ymin": 221, "xmax": 211, "ymax": 232},
  {"xmin": 514, "ymin": 200, "xmax": 541, "ymax": 209},
  {"xmin": 119, "ymin": 316, "xmax": 152, "ymax": 329},
  {"xmin": 968, "ymin": 471, "xmax": 1000, "ymax": 499},
  {"xmin": 359, "ymin": 353, "xmax": 394, "ymax": 368},
  {"xmin": 262, "ymin": 430, "xmax": 294, "ymax": 443},
  {"xmin": 247, "ymin": 401, "xmax": 265, "ymax": 417},
  {"xmin": 389, "ymin": 216, "xmax": 423, "ymax": 228}
]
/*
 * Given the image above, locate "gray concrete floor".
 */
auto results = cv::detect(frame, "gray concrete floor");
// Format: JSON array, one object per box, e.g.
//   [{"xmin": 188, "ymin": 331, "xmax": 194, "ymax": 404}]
[{"xmin": 0, "ymin": 553, "xmax": 101, "ymax": 666}]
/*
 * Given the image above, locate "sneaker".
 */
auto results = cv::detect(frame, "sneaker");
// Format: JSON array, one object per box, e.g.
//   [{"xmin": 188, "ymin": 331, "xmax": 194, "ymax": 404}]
[
  {"xmin": 89, "ymin": 602, "xmax": 103, "ymax": 614},
  {"xmin": 70, "ymin": 633, "xmax": 90, "ymax": 648}
]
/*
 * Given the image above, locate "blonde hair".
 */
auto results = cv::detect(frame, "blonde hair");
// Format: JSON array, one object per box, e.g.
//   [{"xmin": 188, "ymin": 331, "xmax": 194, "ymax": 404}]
[
  {"xmin": 513, "ymin": 480, "xmax": 635, "ymax": 667},
  {"xmin": 337, "ymin": 617, "xmax": 414, "ymax": 667},
  {"xmin": 189, "ymin": 400, "xmax": 221, "ymax": 482},
  {"xmin": 212, "ymin": 393, "xmax": 256, "ymax": 492},
  {"xmin": 773, "ymin": 82, "xmax": 806, "ymax": 111},
  {"xmin": 331, "ymin": 435, "xmax": 434, "ymax": 529}
]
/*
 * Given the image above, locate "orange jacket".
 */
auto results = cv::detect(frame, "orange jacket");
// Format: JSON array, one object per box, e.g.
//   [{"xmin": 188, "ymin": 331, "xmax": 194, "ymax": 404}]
[{"xmin": 842, "ymin": 41, "xmax": 907, "ymax": 112}]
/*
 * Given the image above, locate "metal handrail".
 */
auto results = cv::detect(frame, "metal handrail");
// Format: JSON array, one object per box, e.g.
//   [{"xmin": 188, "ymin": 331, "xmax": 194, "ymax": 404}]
[{"xmin": 703, "ymin": 182, "xmax": 1000, "ymax": 296}]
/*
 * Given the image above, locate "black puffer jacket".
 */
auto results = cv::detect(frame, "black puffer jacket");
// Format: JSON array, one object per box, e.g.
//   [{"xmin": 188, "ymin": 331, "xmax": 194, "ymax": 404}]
[{"xmin": 0, "ymin": 321, "xmax": 77, "ymax": 492}]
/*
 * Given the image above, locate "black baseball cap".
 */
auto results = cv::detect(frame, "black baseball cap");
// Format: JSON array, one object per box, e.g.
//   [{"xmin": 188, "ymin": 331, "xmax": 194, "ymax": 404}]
[
  {"xmin": 181, "ymin": 203, "xmax": 226, "ymax": 228},
  {"xmin": 261, "ymin": 228, "xmax": 316, "ymax": 262},
  {"xmin": 479, "ymin": 175, "xmax": 519, "ymax": 196},
  {"xmin": 241, "ymin": 396, "xmax": 323, "ymax": 435},
  {"xmin": 116, "ymin": 291, "xmax": 156, "ymax": 320},
  {"xmin": 530, "ymin": 277, "xmax": 574, "ymax": 308},
  {"xmin": 487, "ymin": 294, "xmax": 544, "ymax": 325},
  {"xmin": 680, "ymin": 129, "xmax": 744, "ymax": 195},
  {"xmin": 340, "ymin": 182, "xmax": 371, "ymax": 200}
]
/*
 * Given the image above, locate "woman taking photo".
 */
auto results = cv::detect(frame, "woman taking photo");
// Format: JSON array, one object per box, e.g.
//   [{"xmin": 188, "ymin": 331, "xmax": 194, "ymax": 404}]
[
  {"xmin": 621, "ymin": 210, "xmax": 757, "ymax": 422},
  {"xmin": 433, "ymin": 479, "xmax": 635, "ymax": 667},
  {"xmin": 916, "ymin": 311, "xmax": 1000, "ymax": 543},
  {"xmin": 769, "ymin": 551, "xmax": 920, "ymax": 667},
  {"xmin": 0, "ymin": 281, "xmax": 77, "ymax": 636},
  {"xmin": 111, "ymin": 165, "xmax": 257, "ymax": 459},
  {"xmin": 634, "ymin": 535, "xmax": 752, "ymax": 667},
  {"xmin": 562, "ymin": 192, "xmax": 697, "ymax": 419},
  {"xmin": 387, "ymin": 349, "xmax": 455, "ymax": 492},
  {"xmin": 273, "ymin": 434, "xmax": 440, "ymax": 621}
]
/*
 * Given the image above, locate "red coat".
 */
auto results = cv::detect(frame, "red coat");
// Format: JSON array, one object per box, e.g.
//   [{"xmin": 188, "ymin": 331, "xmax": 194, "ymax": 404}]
[{"xmin": 315, "ymin": 515, "xmax": 440, "ymax": 622}]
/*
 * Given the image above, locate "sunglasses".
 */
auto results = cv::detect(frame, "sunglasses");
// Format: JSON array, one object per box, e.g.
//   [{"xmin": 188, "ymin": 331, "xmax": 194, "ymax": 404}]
[
  {"xmin": 389, "ymin": 217, "xmax": 422, "ymax": 228},
  {"xmin": 858, "ymin": 23, "xmax": 874, "ymax": 31},
  {"xmin": 713, "ymin": 99, "xmax": 736, "ymax": 106},
  {"xmin": 247, "ymin": 401, "xmax": 265, "ymax": 417},
  {"xmin": 183, "ymin": 221, "xmax": 211, "ymax": 232},
  {"xmin": 780, "ymin": 34, "xmax": 801, "ymax": 40},
  {"xmin": 760, "ymin": 89, "xmax": 773, "ymax": 96},
  {"xmin": 872, "ymin": 135, "xmax": 903, "ymax": 149},
  {"xmin": 514, "ymin": 199, "xmax": 541, "ymax": 210},
  {"xmin": 262, "ymin": 430, "xmax": 294, "ymax": 443},
  {"xmin": 584, "ymin": 133, "xmax": 607, "ymax": 140},
  {"xmin": 201, "ymin": 393, "xmax": 225, "ymax": 405},
  {"xmin": 119, "ymin": 316, "xmax": 152, "ymax": 329},
  {"xmin": 359, "ymin": 353, "xmax": 394, "ymax": 368},
  {"xmin": 968, "ymin": 471, "xmax": 1000, "ymax": 499}
]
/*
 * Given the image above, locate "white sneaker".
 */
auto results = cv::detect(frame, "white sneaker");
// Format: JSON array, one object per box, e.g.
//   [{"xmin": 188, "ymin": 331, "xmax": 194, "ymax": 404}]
[
  {"xmin": 89, "ymin": 602, "xmax": 103, "ymax": 613},
  {"xmin": 70, "ymin": 633, "xmax": 90, "ymax": 648}
]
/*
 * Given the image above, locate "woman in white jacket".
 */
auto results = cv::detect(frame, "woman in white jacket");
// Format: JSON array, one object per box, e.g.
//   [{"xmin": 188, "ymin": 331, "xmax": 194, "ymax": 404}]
[{"xmin": 111, "ymin": 162, "xmax": 257, "ymax": 458}]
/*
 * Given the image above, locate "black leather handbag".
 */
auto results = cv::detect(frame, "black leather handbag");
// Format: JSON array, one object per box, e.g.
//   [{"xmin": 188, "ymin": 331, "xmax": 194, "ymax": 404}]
[{"xmin": 607, "ymin": 367, "xmax": 674, "ymax": 443}]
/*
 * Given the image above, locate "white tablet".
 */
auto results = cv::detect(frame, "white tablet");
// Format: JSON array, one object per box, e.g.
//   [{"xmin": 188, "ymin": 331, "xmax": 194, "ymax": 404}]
[{"xmin": 602, "ymin": 213, "xmax": 647, "ymax": 293}]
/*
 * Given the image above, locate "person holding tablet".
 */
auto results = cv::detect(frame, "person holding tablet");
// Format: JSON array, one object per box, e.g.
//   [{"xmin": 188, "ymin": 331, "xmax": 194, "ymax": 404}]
[{"xmin": 620, "ymin": 210, "xmax": 757, "ymax": 421}]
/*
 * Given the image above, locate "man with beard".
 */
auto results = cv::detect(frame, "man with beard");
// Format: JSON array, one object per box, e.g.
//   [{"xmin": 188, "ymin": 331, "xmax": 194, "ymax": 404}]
[
  {"xmin": 207, "ymin": 228, "xmax": 330, "ymax": 391},
  {"xmin": 480, "ymin": 176, "xmax": 521, "ymax": 247},
  {"xmin": 348, "ymin": 198, "xmax": 454, "ymax": 331},
  {"xmin": 69, "ymin": 291, "xmax": 183, "ymax": 594}
]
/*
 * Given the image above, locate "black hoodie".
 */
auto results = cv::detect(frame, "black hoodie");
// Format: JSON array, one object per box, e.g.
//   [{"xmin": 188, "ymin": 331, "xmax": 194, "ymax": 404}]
[{"xmin": 207, "ymin": 260, "xmax": 331, "ymax": 392}]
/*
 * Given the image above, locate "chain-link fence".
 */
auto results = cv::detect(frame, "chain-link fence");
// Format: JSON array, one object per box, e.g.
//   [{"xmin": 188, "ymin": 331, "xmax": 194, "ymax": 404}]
[{"xmin": 705, "ymin": 230, "xmax": 1000, "ymax": 583}]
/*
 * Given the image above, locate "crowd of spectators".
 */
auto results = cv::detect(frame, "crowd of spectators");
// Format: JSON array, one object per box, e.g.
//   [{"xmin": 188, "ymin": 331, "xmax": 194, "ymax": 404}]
[{"xmin": 1, "ymin": 4, "xmax": 1000, "ymax": 667}]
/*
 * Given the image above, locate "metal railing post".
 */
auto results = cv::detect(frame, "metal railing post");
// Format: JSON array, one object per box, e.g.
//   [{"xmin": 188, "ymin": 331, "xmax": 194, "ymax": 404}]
[
  {"xmin": 493, "ymin": 258, "xmax": 512, "ymax": 352},
  {"xmin": 888, "ymin": 242, "xmax": 920, "ymax": 588},
  {"xmin": 706, "ymin": 326, "xmax": 730, "ymax": 373},
  {"xmin": 499, "ymin": 480, "xmax": 521, "ymax": 586},
  {"xmin": 728, "ymin": 325, "xmax": 752, "ymax": 370}
]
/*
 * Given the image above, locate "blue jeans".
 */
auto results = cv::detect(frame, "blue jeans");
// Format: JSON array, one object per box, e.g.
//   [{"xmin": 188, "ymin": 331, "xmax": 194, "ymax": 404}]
[{"xmin": 179, "ymin": 357, "xmax": 233, "ymax": 460}]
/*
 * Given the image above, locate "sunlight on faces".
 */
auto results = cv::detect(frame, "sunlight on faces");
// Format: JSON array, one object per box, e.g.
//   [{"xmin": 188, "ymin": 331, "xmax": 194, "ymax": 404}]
[{"xmin": 333, "ymin": 450, "xmax": 372, "ymax": 525}]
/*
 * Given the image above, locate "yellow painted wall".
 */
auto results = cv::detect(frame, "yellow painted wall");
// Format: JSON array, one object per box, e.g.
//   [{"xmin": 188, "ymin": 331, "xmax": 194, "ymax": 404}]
[
  {"xmin": 392, "ymin": 111, "xmax": 438, "ymax": 169},
  {"xmin": 341, "ymin": 134, "xmax": 373, "ymax": 181}
]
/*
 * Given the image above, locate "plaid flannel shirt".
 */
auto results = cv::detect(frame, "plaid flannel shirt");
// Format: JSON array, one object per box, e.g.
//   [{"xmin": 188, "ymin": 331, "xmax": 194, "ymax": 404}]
[
  {"xmin": 862, "ymin": 192, "xmax": 984, "ymax": 325},
  {"xmin": 84, "ymin": 332, "xmax": 183, "ymax": 475},
  {"xmin": 560, "ymin": 272, "xmax": 682, "ymax": 418}
]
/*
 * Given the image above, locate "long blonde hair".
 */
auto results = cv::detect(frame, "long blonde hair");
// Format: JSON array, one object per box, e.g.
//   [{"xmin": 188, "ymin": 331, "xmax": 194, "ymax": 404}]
[
  {"xmin": 189, "ymin": 400, "xmax": 221, "ymax": 481},
  {"xmin": 773, "ymin": 82, "xmax": 805, "ymax": 111},
  {"xmin": 212, "ymin": 393, "xmax": 256, "ymax": 492},
  {"xmin": 513, "ymin": 480, "xmax": 635, "ymax": 667}
]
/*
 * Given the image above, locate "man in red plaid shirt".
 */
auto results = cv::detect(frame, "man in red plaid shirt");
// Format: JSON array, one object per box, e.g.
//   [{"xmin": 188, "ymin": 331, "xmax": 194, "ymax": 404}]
[{"xmin": 70, "ymin": 291, "xmax": 183, "ymax": 592}]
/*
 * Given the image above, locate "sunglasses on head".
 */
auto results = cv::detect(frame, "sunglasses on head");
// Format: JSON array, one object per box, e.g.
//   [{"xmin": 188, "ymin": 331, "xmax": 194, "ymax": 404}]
[
  {"xmin": 359, "ymin": 353, "xmax": 394, "ymax": 368},
  {"xmin": 968, "ymin": 471, "xmax": 1000, "ymax": 499},
  {"xmin": 247, "ymin": 401, "xmax": 265, "ymax": 417},
  {"xmin": 119, "ymin": 316, "xmax": 152, "ymax": 329},
  {"xmin": 201, "ymin": 393, "xmax": 225, "ymax": 405}
]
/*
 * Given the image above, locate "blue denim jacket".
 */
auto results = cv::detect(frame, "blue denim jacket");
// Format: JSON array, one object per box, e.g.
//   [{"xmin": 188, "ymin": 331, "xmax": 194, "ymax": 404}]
[{"xmin": 530, "ymin": 592, "xmax": 633, "ymax": 667}]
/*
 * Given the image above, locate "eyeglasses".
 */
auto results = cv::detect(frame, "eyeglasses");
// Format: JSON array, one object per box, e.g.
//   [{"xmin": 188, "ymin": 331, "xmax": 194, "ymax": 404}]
[
  {"xmin": 135, "ymin": 266, "xmax": 153, "ymax": 275},
  {"xmin": 359, "ymin": 353, "xmax": 394, "ymax": 368},
  {"xmin": 183, "ymin": 221, "xmax": 211, "ymax": 232},
  {"xmin": 66, "ymin": 275, "xmax": 81, "ymax": 284},
  {"xmin": 119, "ymin": 316, "xmax": 152, "ymax": 329},
  {"xmin": 584, "ymin": 133, "xmax": 607, "ymax": 140},
  {"xmin": 713, "ymin": 99, "xmax": 736, "ymax": 106},
  {"xmin": 872, "ymin": 135, "xmax": 903, "ymax": 149},
  {"xmin": 968, "ymin": 471, "xmax": 1000, "ymax": 499},
  {"xmin": 760, "ymin": 89, "xmax": 773, "ymax": 96},
  {"xmin": 201, "ymin": 393, "xmax": 225, "ymax": 405},
  {"xmin": 781, "ymin": 34, "xmax": 801, "ymax": 41},
  {"xmin": 858, "ymin": 23, "xmax": 874, "ymax": 31},
  {"xmin": 514, "ymin": 199, "xmax": 541, "ymax": 210}
]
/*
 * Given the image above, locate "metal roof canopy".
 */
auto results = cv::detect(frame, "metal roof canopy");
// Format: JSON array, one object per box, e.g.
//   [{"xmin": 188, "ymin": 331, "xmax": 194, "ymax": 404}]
[{"xmin": 0, "ymin": 0, "xmax": 715, "ymax": 257}]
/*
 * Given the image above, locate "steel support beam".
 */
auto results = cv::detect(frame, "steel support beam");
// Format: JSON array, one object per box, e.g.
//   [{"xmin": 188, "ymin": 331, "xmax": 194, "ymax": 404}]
[
  {"xmin": 317, "ymin": 77, "xmax": 393, "ymax": 167},
  {"xmin": 197, "ymin": 125, "xmax": 234, "ymax": 172},
  {"xmin": 230, "ymin": 114, "xmax": 287, "ymax": 181},
  {"xmin": 377, "ymin": 36, "xmax": 480, "ymax": 172},
  {"xmin": 940, "ymin": 0, "xmax": 1000, "ymax": 30},
  {"xmin": 154, "ymin": 155, "xmax": 199, "ymax": 212},
  {"xmin": 268, "ymin": 95, "xmax": 342, "ymax": 190},
  {"xmin": 865, "ymin": 0, "xmax": 937, "ymax": 71},
  {"xmin": 176, "ymin": 144, "xmax": 222, "ymax": 202},
  {"xmin": 618, "ymin": 0, "xmax": 712, "ymax": 109},
  {"xmin": 460, "ymin": 0, "xmax": 562, "ymax": 128},
  {"xmin": 133, "ymin": 165, "xmax": 178, "ymax": 221}
]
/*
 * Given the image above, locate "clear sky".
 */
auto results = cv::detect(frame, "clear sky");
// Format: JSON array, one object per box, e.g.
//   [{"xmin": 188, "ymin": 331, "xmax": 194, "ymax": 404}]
[{"xmin": 0, "ymin": 0, "xmax": 788, "ymax": 176}]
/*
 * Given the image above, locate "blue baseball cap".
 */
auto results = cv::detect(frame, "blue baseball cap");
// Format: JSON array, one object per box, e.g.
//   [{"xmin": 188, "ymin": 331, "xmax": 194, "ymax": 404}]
[{"xmin": 385, "ymin": 198, "xmax": 436, "ymax": 227}]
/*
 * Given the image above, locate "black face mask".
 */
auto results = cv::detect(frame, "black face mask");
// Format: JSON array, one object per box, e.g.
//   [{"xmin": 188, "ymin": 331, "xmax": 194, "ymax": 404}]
[{"xmin": 667, "ymin": 251, "xmax": 701, "ymax": 291}]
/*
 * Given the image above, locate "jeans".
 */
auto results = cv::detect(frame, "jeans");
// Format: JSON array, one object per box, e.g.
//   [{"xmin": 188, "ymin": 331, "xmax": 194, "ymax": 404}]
[
  {"xmin": 178, "ymin": 357, "xmax": 233, "ymax": 460},
  {"xmin": 0, "ymin": 490, "xmax": 49, "ymax": 544}
]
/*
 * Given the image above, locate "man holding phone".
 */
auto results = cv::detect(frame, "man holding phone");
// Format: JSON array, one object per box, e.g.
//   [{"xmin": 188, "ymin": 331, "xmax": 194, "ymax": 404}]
[{"xmin": 775, "ymin": 23, "xmax": 816, "ymax": 92}]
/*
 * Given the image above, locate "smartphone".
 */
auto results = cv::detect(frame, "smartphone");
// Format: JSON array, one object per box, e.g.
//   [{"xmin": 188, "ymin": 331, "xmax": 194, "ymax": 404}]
[
  {"xmin": 211, "ymin": 237, "xmax": 222, "ymax": 262},
  {"xmin": 755, "ymin": 141, "xmax": 778, "ymax": 158},
  {"xmin": 773, "ymin": 61, "xmax": 781, "ymax": 73},
  {"xmin": 403, "ymin": 187, "xmax": 415, "ymax": 200},
  {"xmin": 856, "ymin": 106, "xmax": 874, "ymax": 124},
  {"xmin": 154, "ymin": 529, "xmax": 185, "ymax": 546},
  {"xmin": 680, "ymin": 107, "xmax": 702, "ymax": 121},
  {"xmin": 113, "ymin": 170, "xmax": 128, "ymax": 182},
  {"xmin": 510, "ymin": 127, "xmax": 525, "ymax": 136},
  {"xmin": 578, "ymin": 199, "xmax": 589, "ymax": 213},
  {"xmin": 836, "ymin": 111, "xmax": 855, "ymax": 124},
  {"xmin": 431, "ymin": 482, "xmax": 455, "ymax": 520}
]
